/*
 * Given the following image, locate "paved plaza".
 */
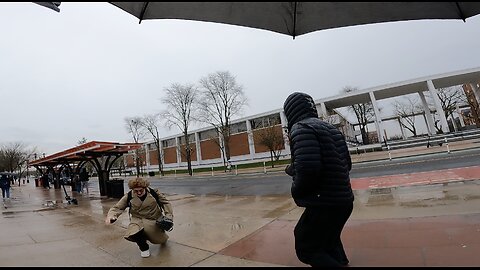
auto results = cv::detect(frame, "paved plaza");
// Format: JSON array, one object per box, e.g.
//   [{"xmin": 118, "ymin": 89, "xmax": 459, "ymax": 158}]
[{"xmin": 1, "ymin": 139, "xmax": 479, "ymax": 267}]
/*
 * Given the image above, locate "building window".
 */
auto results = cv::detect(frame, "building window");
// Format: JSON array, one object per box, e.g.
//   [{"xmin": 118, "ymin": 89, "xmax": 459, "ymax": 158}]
[
  {"xmin": 148, "ymin": 143, "xmax": 157, "ymax": 150},
  {"xmin": 230, "ymin": 122, "xmax": 247, "ymax": 134},
  {"xmin": 178, "ymin": 134, "xmax": 196, "ymax": 145},
  {"xmin": 250, "ymin": 113, "xmax": 281, "ymax": 130},
  {"xmin": 199, "ymin": 129, "xmax": 218, "ymax": 141},
  {"xmin": 162, "ymin": 138, "xmax": 176, "ymax": 148}
]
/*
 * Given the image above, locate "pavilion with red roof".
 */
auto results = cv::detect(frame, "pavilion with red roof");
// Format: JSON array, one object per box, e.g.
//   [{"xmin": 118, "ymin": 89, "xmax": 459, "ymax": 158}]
[{"xmin": 29, "ymin": 141, "xmax": 142, "ymax": 197}]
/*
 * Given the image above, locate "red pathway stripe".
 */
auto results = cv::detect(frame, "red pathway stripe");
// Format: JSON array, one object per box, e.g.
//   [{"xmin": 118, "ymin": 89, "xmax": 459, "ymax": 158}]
[{"xmin": 350, "ymin": 165, "xmax": 480, "ymax": 190}]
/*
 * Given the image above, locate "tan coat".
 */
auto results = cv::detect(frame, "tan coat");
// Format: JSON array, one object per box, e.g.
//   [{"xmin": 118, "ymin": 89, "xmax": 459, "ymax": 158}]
[{"xmin": 107, "ymin": 188, "xmax": 174, "ymax": 244}]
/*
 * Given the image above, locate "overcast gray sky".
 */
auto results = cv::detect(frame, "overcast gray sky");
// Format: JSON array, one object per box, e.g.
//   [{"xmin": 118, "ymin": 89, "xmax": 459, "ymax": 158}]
[{"xmin": 2, "ymin": 2, "xmax": 480, "ymax": 155}]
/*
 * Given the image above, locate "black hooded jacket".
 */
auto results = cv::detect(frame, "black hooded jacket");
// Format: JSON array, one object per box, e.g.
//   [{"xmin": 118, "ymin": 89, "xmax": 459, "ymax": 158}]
[{"xmin": 283, "ymin": 92, "xmax": 354, "ymax": 207}]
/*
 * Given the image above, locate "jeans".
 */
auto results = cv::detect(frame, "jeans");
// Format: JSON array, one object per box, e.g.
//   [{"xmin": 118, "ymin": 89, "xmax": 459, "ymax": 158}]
[{"xmin": 1, "ymin": 187, "xmax": 10, "ymax": 199}]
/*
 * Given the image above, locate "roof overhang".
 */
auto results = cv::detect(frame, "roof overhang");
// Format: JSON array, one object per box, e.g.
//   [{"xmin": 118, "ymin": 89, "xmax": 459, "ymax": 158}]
[
  {"xmin": 320, "ymin": 66, "xmax": 480, "ymax": 109},
  {"xmin": 29, "ymin": 141, "xmax": 142, "ymax": 167}
]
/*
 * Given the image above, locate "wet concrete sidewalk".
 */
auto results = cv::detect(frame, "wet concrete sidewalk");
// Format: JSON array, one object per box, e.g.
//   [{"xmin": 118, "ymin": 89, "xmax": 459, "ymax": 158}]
[
  {"xmin": 1, "ymin": 168, "xmax": 479, "ymax": 267},
  {"xmin": 2, "ymin": 138, "xmax": 480, "ymax": 267}
]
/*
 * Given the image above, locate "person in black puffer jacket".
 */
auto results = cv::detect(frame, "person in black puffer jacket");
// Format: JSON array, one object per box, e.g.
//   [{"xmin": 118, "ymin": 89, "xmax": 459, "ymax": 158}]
[{"xmin": 283, "ymin": 92, "xmax": 354, "ymax": 267}]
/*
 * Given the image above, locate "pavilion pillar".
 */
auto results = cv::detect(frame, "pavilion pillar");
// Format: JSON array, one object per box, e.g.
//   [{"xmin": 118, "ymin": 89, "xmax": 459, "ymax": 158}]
[{"xmin": 98, "ymin": 170, "xmax": 110, "ymax": 197}]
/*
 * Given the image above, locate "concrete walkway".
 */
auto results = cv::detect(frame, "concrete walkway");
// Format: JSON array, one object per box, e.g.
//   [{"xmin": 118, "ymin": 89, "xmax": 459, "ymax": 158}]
[{"xmin": 1, "ymin": 140, "xmax": 479, "ymax": 266}]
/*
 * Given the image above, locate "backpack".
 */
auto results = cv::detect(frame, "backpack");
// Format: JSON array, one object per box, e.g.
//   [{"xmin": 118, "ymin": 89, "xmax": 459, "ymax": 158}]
[
  {"xmin": 126, "ymin": 187, "xmax": 162, "ymax": 210},
  {"xmin": 126, "ymin": 187, "xmax": 174, "ymax": 231}
]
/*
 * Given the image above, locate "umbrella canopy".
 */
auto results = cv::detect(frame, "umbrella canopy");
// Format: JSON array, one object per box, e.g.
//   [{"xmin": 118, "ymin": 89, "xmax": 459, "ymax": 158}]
[{"xmin": 110, "ymin": 2, "xmax": 480, "ymax": 39}]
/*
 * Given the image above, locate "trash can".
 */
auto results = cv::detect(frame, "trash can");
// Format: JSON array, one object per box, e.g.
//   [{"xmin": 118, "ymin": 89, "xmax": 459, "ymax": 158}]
[
  {"xmin": 35, "ymin": 178, "xmax": 40, "ymax": 187},
  {"xmin": 106, "ymin": 178, "xmax": 125, "ymax": 198}
]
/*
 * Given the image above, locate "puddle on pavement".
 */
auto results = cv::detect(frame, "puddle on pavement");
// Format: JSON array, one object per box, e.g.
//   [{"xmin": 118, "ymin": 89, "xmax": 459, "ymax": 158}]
[
  {"xmin": 366, "ymin": 187, "xmax": 394, "ymax": 206},
  {"xmin": 263, "ymin": 200, "xmax": 296, "ymax": 218},
  {"xmin": 370, "ymin": 187, "xmax": 392, "ymax": 195},
  {"xmin": 465, "ymin": 194, "xmax": 480, "ymax": 200},
  {"xmin": 1, "ymin": 212, "xmax": 17, "ymax": 218},
  {"xmin": 230, "ymin": 222, "xmax": 244, "ymax": 231},
  {"xmin": 359, "ymin": 180, "xmax": 480, "ymax": 209},
  {"xmin": 43, "ymin": 200, "xmax": 63, "ymax": 207}
]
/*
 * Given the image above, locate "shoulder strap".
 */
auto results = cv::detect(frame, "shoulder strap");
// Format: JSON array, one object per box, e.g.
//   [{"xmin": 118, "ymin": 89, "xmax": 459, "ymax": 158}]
[
  {"xmin": 127, "ymin": 188, "xmax": 162, "ymax": 208},
  {"xmin": 148, "ymin": 187, "xmax": 162, "ymax": 207},
  {"xmin": 127, "ymin": 190, "xmax": 132, "ymax": 208}
]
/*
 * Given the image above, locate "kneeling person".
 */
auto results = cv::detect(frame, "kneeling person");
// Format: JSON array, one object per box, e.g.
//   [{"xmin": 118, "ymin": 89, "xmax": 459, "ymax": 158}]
[{"xmin": 105, "ymin": 177, "xmax": 174, "ymax": 258}]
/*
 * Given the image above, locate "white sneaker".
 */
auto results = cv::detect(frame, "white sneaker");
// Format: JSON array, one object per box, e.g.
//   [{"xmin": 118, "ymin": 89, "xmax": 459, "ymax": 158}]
[{"xmin": 140, "ymin": 249, "xmax": 150, "ymax": 258}]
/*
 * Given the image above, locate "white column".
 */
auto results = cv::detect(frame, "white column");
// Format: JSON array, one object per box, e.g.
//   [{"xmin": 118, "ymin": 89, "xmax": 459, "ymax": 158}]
[
  {"xmin": 418, "ymin": 91, "xmax": 434, "ymax": 135},
  {"xmin": 451, "ymin": 114, "xmax": 458, "ymax": 132},
  {"xmin": 398, "ymin": 117, "xmax": 406, "ymax": 139},
  {"xmin": 279, "ymin": 111, "xmax": 290, "ymax": 155},
  {"xmin": 318, "ymin": 102, "xmax": 328, "ymax": 120},
  {"xmin": 470, "ymin": 83, "xmax": 480, "ymax": 105},
  {"xmin": 195, "ymin": 132, "xmax": 202, "ymax": 165},
  {"xmin": 246, "ymin": 119, "xmax": 255, "ymax": 160},
  {"xmin": 175, "ymin": 137, "xmax": 182, "ymax": 166},
  {"xmin": 218, "ymin": 129, "xmax": 226, "ymax": 162},
  {"xmin": 145, "ymin": 144, "xmax": 150, "ymax": 169},
  {"xmin": 427, "ymin": 80, "xmax": 449, "ymax": 133},
  {"xmin": 369, "ymin": 91, "xmax": 385, "ymax": 143},
  {"xmin": 456, "ymin": 103, "xmax": 465, "ymax": 127},
  {"xmin": 158, "ymin": 140, "xmax": 165, "ymax": 169}
]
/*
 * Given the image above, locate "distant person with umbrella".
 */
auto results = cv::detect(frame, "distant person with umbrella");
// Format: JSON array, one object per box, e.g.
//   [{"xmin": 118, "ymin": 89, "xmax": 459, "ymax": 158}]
[{"xmin": 283, "ymin": 92, "xmax": 354, "ymax": 267}]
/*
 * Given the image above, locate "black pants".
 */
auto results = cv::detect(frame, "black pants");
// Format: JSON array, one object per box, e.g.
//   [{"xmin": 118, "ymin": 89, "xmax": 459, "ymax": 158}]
[
  {"xmin": 294, "ymin": 203, "xmax": 353, "ymax": 267},
  {"xmin": 126, "ymin": 229, "xmax": 149, "ymax": 251}
]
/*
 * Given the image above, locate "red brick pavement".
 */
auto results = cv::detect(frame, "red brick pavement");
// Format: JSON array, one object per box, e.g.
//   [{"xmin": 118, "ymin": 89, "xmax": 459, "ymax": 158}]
[
  {"xmin": 220, "ymin": 165, "xmax": 480, "ymax": 267},
  {"xmin": 350, "ymin": 165, "xmax": 480, "ymax": 190}
]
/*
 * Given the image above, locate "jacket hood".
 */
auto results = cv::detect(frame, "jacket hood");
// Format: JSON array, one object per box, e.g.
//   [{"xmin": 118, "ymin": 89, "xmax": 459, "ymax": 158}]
[{"xmin": 283, "ymin": 92, "xmax": 318, "ymax": 131}]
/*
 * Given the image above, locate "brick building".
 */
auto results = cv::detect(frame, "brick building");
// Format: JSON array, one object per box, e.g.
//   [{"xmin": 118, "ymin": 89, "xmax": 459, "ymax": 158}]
[{"xmin": 124, "ymin": 107, "xmax": 354, "ymax": 173}]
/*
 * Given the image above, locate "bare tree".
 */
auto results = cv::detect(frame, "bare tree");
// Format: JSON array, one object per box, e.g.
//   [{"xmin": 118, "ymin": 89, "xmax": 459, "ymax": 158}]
[
  {"xmin": 254, "ymin": 123, "xmax": 285, "ymax": 168},
  {"xmin": 0, "ymin": 142, "xmax": 36, "ymax": 185},
  {"xmin": 198, "ymin": 71, "xmax": 248, "ymax": 165},
  {"xmin": 141, "ymin": 113, "xmax": 165, "ymax": 176},
  {"xmin": 461, "ymin": 84, "xmax": 480, "ymax": 127},
  {"xmin": 161, "ymin": 83, "xmax": 198, "ymax": 176},
  {"xmin": 76, "ymin": 137, "xmax": 95, "ymax": 175},
  {"xmin": 393, "ymin": 95, "xmax": 422, "ymax": 137},
  {"xmin": 77, "ymin": 137, "xmax": 88, "ymax": 145},
  {"xmin": 125, "ymin": 116, "xmax": 146, "ymax": 176},
  {"xmin": 343, "ymin": 86, "xmax": 376, "ymax": 144},
  {"xmin": 427, "ymin": 85, "xmax": 466, "ymax": 133}
]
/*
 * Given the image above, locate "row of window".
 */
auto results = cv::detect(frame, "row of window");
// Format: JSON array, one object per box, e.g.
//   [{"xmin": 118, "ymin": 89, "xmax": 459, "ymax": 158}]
[{"xmin": 158, "ymin": 113, "xmax": 282, "ymax": 148}]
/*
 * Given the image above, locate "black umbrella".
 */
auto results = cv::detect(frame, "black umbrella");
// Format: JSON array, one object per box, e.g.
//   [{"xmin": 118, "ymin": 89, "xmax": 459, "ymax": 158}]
[
  {"xmin": 33, "ymin": 2, "xmax": 61, "ymax": 12},
  {"xmin": 109, "ymin": 2, "xmax": 480, "ymax": 39}
]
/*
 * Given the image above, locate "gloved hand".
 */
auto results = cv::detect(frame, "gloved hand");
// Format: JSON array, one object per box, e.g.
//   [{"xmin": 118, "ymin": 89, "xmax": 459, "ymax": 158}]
[
  {"xmin": 285, "ymin": 164, "xmax": 294, "ymax": 176},
  {"xmin": 156, "ymin": 216, "xmax": 174, "ymax": 231},
  {"xmin": 105, "ymin": 217, "xmax": 117, "ymax": 225}
]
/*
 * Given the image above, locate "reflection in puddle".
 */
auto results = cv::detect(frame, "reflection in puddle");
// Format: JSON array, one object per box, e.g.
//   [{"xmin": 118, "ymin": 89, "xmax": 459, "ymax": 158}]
[
  {"xmin": 359, "ymin": 181, "xmax": 480, "ymax": 210},
  {"xmin": 2, "ymin": 212, "xmax": 17, "ymax": 218},
  {"xmin": 367, "ymin": 187, "xmax": 394, "ymax": 206}
]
